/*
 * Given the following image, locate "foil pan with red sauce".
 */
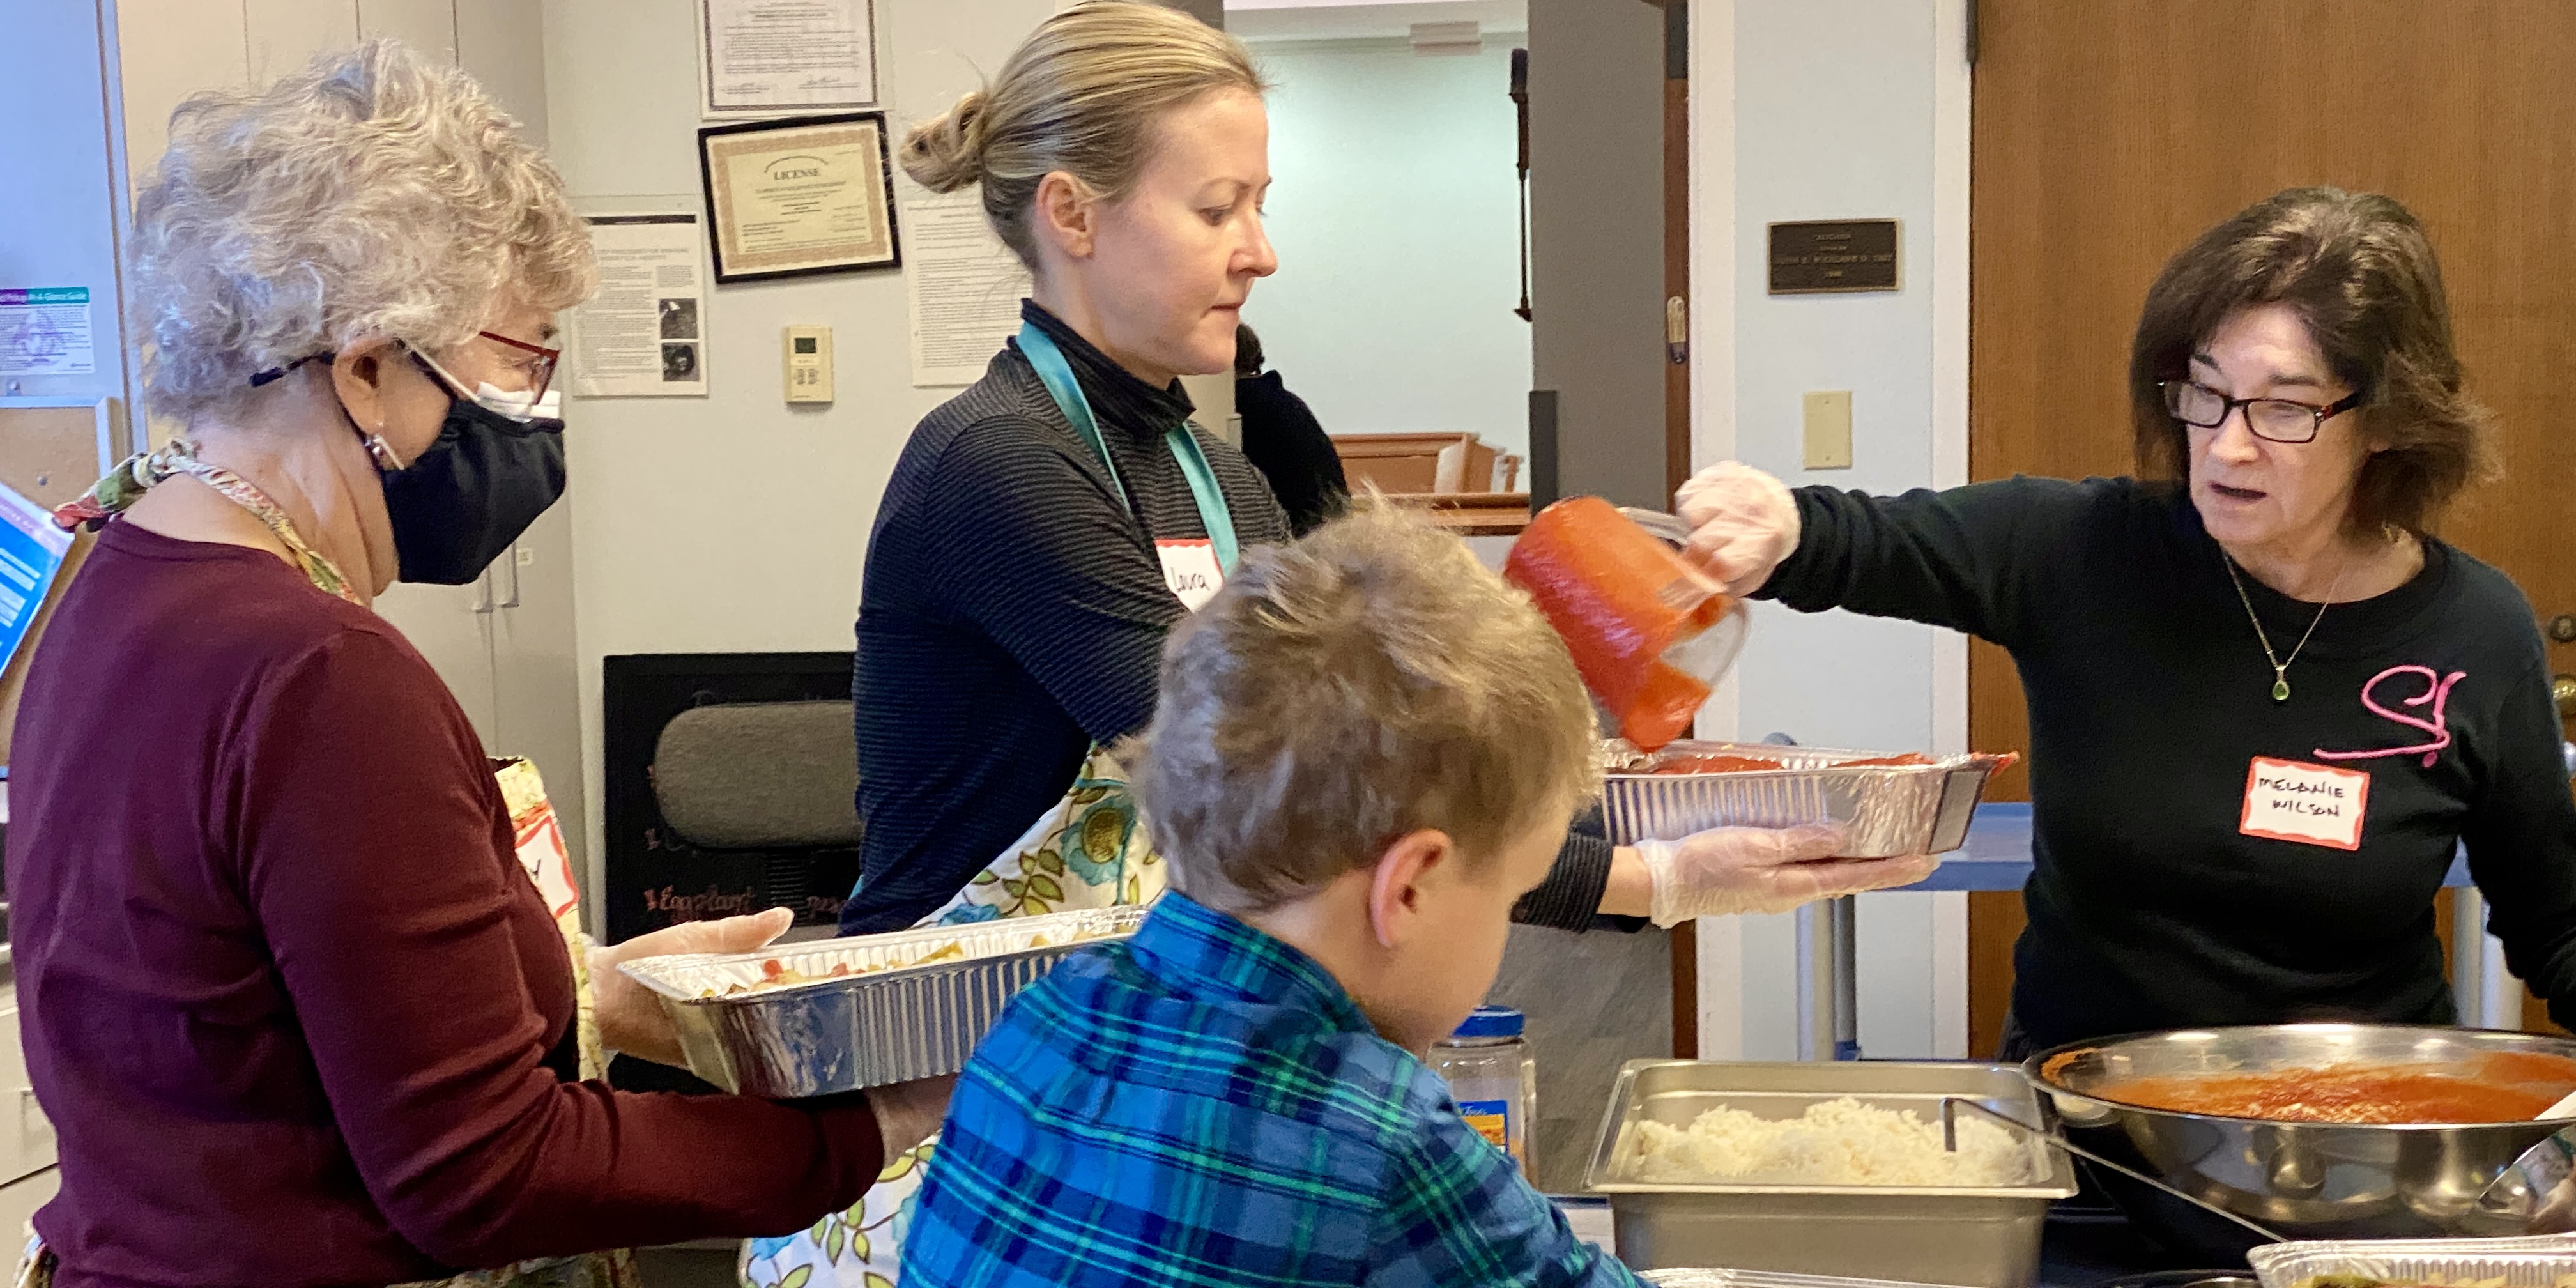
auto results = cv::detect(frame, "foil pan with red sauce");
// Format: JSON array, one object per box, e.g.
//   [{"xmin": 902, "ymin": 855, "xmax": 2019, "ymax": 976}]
[{"xmin": 1599, "ymin": 740, "xmax": 2016, "ymax": 856}]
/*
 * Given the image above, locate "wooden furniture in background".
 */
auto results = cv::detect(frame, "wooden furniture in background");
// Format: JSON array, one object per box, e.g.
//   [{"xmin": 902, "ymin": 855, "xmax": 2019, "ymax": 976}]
[
  {"xmin": 1384, "ymin": 492, "xmax": 1533, "ymax": 537},
  {"xmin": 1966, "ymin": 0, "xmax": 2576, "ymax": 1054},
  {"xmin": 1331, "ymin": 431, "xmax": 1533, "ymax": 534},
  {"xmin": 1333, "ymin": 432, "xmax": 1501, "ymax": 495}
]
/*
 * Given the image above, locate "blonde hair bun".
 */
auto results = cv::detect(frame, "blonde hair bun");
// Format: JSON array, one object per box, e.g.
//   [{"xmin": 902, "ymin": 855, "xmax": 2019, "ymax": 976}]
[
  {"xmin": 899, "ymin": 90, "xmax": 990, "ymax": 194},
  {"xmin": 914, "ymin": 1, "xmax": 1267, "ymax": 267}
]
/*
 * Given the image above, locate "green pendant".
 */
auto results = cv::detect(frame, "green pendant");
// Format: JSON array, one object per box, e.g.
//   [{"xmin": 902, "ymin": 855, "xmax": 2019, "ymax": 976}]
[{"xmin": 2272, "ymin": 677, "xmax": 2291, "ymax": 702}]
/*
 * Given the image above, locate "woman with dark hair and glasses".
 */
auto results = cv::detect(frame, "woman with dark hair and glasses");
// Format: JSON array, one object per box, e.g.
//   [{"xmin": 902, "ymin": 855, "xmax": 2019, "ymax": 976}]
[{"xmin": 1676, "ymin": 186, "xmax": 2576, "ymax": 1058}]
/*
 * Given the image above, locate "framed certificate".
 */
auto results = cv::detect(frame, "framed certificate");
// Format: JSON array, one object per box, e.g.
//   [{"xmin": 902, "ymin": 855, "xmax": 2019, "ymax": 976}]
[
  {"xmin": 697, "ymin": 0, "xmax": 877, "ymax": 118},
  {"xmin": 698, "ymin": 112, "xmax": 903, "ymax": 283}
]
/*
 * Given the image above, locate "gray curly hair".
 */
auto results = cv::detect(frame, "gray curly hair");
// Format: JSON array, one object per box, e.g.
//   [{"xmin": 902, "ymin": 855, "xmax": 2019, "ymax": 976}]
[{"xmin": 130, "ymin": 39, "xmax": 595, "ymax": 420}]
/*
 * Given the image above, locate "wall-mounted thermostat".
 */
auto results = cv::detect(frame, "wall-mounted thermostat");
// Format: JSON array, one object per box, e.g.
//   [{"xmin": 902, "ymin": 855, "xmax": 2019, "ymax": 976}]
[{"xmin": 783, "ymin": 326, "xmax": 834, "ymax": 404}]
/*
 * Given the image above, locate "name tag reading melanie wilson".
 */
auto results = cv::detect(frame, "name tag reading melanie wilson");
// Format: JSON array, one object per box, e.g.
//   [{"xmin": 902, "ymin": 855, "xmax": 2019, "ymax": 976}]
[{"xmin": 2240, "ymin": 756, "xmax": 2370, "ymax": 851}]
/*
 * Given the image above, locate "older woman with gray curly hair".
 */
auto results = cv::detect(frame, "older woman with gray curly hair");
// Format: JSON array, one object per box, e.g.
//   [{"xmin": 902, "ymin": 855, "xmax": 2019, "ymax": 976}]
[{"xmin": 4, "ymin": 40, "xmax": 942, "ymax": 1288}]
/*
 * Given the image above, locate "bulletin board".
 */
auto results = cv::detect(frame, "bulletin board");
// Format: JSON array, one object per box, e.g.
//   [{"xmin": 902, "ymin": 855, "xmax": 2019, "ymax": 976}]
[
  {"xmin": 0, "ymin": 399, "xmax": 113, "ymax": 510},
  {"xmin": 0, "ymin": 398, "xmax": 114, "ymax": 768}
]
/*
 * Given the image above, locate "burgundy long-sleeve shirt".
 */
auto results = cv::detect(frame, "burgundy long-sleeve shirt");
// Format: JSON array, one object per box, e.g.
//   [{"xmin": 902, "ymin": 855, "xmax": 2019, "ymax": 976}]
[{"xmin": 6, "ymin": 522, "xmax": 884, "ymax": 1288}]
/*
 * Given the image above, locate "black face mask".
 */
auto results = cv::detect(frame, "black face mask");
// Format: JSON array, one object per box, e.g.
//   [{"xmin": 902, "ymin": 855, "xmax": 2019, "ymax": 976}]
[{"xmin": 378, "ymin": 385, "xmax": 568, "ymax": 585}]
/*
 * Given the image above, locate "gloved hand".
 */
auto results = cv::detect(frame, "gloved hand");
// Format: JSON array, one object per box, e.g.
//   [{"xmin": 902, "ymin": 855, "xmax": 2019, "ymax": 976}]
[
  {"xmin": 591, "ymin": 906, "xmax": 797, "ymax": 1067},
  {"xmin": 1635, "ymin": 824, "xmax": 1939, "ymax": 926},
  {"xmin": 1675, "ymin": 461, "xmax": 1800, "ymax": 596}
]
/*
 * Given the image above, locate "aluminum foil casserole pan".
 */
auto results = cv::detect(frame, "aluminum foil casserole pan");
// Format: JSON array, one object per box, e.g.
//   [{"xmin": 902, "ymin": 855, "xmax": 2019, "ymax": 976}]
[
  {"xmin": 616, "ymin": 904, "xmax": 1149, "ymax": 1098},
  {"xmin": 2247, "ymin": 1233, "xmax": 2576, "ymax": 1287},
  {"xmin": 1600, "ymin": 740, "xmax": 2014, "ymax": 856}
]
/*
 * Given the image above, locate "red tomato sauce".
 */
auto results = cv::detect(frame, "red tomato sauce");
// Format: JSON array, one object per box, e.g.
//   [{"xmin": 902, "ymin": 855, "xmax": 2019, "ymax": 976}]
[
  {"xmin": 1650, "ymin": 754, "xmax": 1786, "ymax": 775},
  {"xmin": 2080, "ymin": 1053, "xmax": 2576, "ymax": 1124}
]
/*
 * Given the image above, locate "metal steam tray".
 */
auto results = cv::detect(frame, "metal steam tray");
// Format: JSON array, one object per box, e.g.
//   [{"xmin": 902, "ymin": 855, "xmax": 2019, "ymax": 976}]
[
  {"xmin": 1584, "ymin": 1059, "xmax": 2077, "ymax": 1287},
  {"xmin": 1600, "ymin": 740, "xmax": 2012, "ymax": 856},
  {"xmin": 617, "ymin": 904, "xmax": 1149, "ymax": 1098},
  {"xmin": 2248, "ymin": 1234, "xmax": 2576, "ymax": 1287}
]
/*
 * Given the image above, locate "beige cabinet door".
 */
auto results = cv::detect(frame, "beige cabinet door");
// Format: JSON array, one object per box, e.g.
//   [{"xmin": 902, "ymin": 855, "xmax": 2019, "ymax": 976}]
[{"xmin": 488, "ymin": 502, "xmax": 588, "ymax": 893}]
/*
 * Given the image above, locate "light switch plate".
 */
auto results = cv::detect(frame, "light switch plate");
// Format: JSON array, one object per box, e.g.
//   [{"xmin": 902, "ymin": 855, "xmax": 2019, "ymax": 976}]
[
  {"xmin": 1802, "ymin": 390, "xmax": 1853, "ymax": 469},
  {"xmin": 783, "ymin": 326, "xmax": 834, "ymax": 404}
]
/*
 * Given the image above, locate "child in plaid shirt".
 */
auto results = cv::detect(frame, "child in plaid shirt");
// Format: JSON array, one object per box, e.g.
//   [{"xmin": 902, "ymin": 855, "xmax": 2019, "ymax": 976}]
[{"xmin": 901, "ymin": 501, "xmax": 1637, "ymax": 1287}]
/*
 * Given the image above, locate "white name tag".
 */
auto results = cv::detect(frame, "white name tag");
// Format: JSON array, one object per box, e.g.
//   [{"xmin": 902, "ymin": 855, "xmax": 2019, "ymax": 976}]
[
  {"xmin": 2239, "ymin": 756, "xmax": 2371, "ymax": 851},
  {"xmin": 1157, "ymin": 539, "xmax": 1225, "ymax": 611}
]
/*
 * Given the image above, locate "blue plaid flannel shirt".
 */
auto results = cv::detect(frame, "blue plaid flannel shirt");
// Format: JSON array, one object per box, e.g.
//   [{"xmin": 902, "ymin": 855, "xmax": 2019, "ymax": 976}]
[{"xmin": 901, "ymin": 890, "xmax": 1638, "ymax": 1287}]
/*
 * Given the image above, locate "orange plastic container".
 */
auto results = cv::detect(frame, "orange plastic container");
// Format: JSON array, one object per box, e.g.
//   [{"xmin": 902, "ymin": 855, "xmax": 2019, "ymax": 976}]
[{"xmin": 1503, "ymin": 496, "xmax": 1747, "ymax": 751}]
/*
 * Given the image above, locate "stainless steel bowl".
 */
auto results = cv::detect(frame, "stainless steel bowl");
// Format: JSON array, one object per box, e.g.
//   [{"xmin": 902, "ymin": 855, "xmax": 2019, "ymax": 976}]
[{"xmin": 2027, "ymin": 1025, "xmax": 2576, "ymax": 1261}]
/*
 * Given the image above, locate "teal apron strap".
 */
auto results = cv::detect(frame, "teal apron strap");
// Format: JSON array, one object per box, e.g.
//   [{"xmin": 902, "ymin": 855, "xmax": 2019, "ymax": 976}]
[
  {"xmin": 1016, "ymin": 322, "xmax": 1239, "ymax": 573},
  {"xmin": 1165, "ymin": 429, "xmax": 1238, "ymax": 574}
]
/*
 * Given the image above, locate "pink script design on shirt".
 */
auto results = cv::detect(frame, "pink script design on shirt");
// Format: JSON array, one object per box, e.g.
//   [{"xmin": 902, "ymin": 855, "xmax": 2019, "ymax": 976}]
[{"xmin": 2314, "ymin": 664, "xmax": 2469, "ymax": 769}]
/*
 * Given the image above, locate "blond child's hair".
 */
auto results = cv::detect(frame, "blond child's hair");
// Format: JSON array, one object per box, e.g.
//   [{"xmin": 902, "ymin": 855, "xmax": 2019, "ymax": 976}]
[{"xmin": 1129, "ymin": 502, "xmax": 1602, "ymax": 911}]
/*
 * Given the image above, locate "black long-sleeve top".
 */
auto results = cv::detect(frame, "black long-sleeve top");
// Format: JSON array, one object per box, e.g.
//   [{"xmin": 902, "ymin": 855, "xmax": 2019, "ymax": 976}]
[
  {"xmin": 1758, "ymin": 475, "xmax": 2576, "ymax": 1051},
  {"xmin": 844, "ymin": 302, "xmax": 1614, "ymax": 933},
  {"xmin": 1236, "ymin": 369, "xmax": 1348, "ymax": 536}
]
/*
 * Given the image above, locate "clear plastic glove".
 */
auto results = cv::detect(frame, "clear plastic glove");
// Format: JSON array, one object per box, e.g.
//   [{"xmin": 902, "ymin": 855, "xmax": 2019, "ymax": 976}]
[
  {"xmin": 1636, "ymin": 824, "xmax": 1939, "ymax": 926},
  {"xmin": 590, "ymin": 906, "xmax": 796, "ymax": 1067},
  {"xmin": 1675, "ymin": 461, "xmax": 1800, "ymax": 596}
]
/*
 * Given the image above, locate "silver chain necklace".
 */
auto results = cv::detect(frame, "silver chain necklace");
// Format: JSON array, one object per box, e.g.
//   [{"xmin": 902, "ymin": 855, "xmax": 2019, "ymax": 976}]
[{"xmin": 2220, "ymin": 551, "xmax": 2347, "ymax": 703}]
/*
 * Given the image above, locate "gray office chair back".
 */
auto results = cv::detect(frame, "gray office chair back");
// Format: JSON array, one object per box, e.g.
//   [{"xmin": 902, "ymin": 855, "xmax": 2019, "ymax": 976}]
[{"xmin": 652, "ymin": 700, "xmax": 861, "ymax": 850}]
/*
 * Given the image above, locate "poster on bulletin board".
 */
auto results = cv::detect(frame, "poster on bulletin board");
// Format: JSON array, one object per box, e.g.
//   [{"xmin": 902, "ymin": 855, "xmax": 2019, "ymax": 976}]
[{"xmin": 0, "ymin": 288, "xmax": 95, "ymax": 376}]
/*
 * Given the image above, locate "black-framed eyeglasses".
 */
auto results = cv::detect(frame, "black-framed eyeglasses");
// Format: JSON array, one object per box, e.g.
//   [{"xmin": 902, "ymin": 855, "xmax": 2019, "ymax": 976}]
[{"xmin": 2161, "ymin": 379, "xmax": 2364, "ymax": 445}]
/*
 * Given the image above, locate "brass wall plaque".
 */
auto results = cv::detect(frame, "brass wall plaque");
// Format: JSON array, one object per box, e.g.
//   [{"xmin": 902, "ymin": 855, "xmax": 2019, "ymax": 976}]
[{"xmin": 1768, "ymin": 219, "xmax": 1901, "ymax": 294}]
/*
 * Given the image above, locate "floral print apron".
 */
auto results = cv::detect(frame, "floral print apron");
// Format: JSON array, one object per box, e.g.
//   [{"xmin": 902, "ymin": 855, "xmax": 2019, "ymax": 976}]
[
  {"xmin": 735, "ymin": 751, "xmax": 1160, "ymax": 1288},
  {"xmin": 738, "ymin": 323, "xmax": 1236, "ymax": 1288}
]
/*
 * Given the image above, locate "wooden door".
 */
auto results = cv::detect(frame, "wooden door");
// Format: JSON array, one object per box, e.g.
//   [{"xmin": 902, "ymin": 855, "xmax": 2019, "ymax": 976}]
[
  {"xmin": 1661, "ymin": 0, "xmax": 1696, "ymax": 1059},
  {"xmin": 1967, "ymin": 0, "xmax": 2576, "ymax": 1055}
]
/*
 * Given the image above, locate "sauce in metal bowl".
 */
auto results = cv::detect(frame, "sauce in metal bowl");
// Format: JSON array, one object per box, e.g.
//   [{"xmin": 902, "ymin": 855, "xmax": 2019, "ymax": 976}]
[{"xmin": 2063, "ymin": 1050, "xmax": 2576, "ymax": 1124}]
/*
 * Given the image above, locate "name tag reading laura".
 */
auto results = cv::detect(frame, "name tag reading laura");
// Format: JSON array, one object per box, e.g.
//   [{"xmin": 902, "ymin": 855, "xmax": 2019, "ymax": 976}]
[
  {"xmin": 2240, "ymin": 756, "xmax": 2371, "ymax": 850},
  {"xmin": 1157, "ymin": 539, "xmax": 1225, "ymax": 611}
]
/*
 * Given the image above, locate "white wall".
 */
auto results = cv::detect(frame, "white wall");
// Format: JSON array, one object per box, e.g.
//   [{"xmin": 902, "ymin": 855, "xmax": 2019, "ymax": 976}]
[
  {"xmin": 540, "ymin": 0, "xmax": 1055, "ymax": 889},
  {"xmin": 1243, "ymin": 38, "xmax": 1531, "ymax": 456},
  {"xmin": 1692, "ymin": 0, "xmax": 1974, "ymax": 1061}
]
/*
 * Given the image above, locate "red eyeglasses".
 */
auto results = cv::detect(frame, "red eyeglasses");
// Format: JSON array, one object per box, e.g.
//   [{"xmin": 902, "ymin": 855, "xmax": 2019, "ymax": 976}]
[{"xmin": 477, "ymin": 330, "xmax": 562, "ymax": 401}]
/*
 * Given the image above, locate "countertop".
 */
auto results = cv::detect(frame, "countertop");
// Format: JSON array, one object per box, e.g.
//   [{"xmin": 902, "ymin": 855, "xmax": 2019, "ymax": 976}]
[
  {"xmin": 2039, "ymin": 1202, "xmax": 2242, "ymax": 1287},
  {"xmin": 1898, "ymin": 802, "xmax": 2472, "ymax": 893}
]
